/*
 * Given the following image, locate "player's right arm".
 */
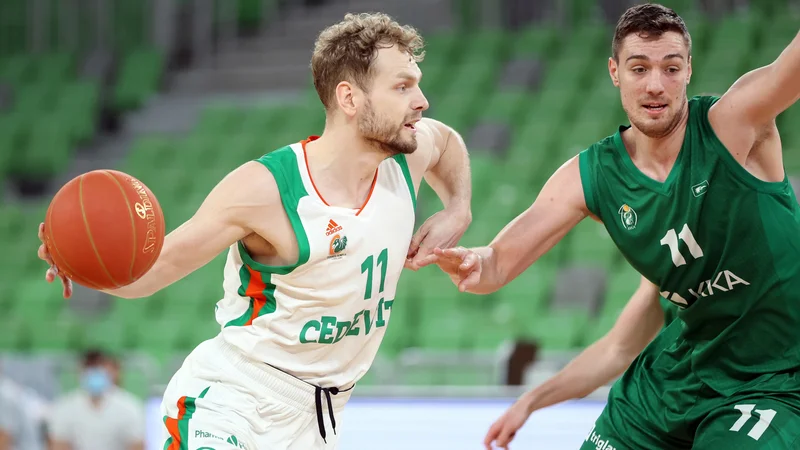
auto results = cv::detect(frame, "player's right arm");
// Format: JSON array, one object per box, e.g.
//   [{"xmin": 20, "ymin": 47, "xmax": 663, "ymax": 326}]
[
  {"xmin": 39, "ymin": 161, "xmax": 281, "ymax": 299},
  {"xmin": 417, "ymin": 156, "xmax": 588, "ymax": 294},
  {"xmin": 483, "ymin": 276, "xmax": 664, "ymax": 449}
]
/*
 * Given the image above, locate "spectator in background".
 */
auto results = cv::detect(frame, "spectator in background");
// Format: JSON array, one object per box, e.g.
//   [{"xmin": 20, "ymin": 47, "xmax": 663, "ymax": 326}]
[
  {"xmin": 106, "ymin": 355, "xmax": 122, "ymax": 387},
  {"xmin": 48, "ymin": 350, "xmax": 145, "ymax": 450},
  {"xmin": 0, "ymin": 368, "xmax": 45, "ymax": 450}
]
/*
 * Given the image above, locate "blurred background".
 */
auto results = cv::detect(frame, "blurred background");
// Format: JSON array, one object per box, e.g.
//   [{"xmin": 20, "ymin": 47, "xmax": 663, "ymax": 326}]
[{"xmin": 1, "ymin": 0, "xmax": 799, "ymax": 449}]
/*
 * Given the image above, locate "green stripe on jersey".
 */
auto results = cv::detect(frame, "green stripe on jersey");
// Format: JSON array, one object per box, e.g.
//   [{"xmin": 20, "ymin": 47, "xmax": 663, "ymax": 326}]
[
  {"xmin": 225, "ymin": 146, "xmax": 310, "ymax": 328},
  {"xmin": 392, "ymin": 153, "xmax": 416, "ymax": 210}
]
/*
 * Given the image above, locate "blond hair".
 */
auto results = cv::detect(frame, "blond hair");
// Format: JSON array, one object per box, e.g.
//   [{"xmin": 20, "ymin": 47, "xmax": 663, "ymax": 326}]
[{"xmin": 311, "ymin": 13, "xmax": 425, "ymax": 110}]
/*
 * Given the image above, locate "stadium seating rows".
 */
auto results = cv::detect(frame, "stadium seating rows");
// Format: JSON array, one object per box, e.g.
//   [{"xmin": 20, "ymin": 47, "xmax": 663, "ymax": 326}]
[{"xmin": 2, "ymin": 3, "xmax": 800, "ymax": 395}]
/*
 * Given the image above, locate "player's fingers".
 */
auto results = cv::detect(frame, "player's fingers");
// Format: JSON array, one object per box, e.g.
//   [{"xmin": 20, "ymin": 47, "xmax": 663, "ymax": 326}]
[
  {"xmin": 38, "ymin": 222, "xmax": 45, "ymax": 241},
  {"xmin": 39, "ymin": 244, "xmax": 55, "ymax": 265},
  {"xmin": 408, "ymin": 246, "xmax": 434, "ymax": 270},
  {"xmin": 460, "ymin": 252, "xmax": 479, "ymax": 270},
  {"xmin": 413, "ymin": 253, "xmax": 440, "ymax": 268},
  {"xmin": 407, "ymin": 226, "xmax": 428, "ymax": 256},
  {"xmin": 496, "ymin": 426, "xmax": 517, "ymax": 449},
  {"xmin": 45, "ymin": 268, "xmax": 54, "ymax": 283},
  {"xmin": 438, "ymin": 246, "xmax": 467, "ymax": 259},
  {"xmin": 459, "ymin": 267, "xmax": 482, "ymax": 292},
  {"xmin": 63, "ymin": 278, "xmax": 73, "ymax": 299},
  {"xmin": 483, "ymin": 422, "xmax": 503, "ymax": 449}
]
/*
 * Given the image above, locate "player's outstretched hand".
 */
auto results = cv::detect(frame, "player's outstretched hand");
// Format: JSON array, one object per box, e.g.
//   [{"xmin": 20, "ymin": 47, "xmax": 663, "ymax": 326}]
[
  {"xmin": 37, "ymin": 223, "xmax": 73, "ymax": 299},
  {"xmin": 405, "ymin": 209, "xmax": 469, "ymax": 271},
  {"xmin": 483, "ymin": 395, "xmax": 533, "ymax": 449},
  {"xmin": 415, "ymin": 246, "xmax": 482, "ymax": 292}
]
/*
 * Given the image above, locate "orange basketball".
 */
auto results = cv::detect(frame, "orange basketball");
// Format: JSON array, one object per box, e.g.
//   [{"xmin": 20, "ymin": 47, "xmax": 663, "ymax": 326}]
[{"xmin": 43, "ymin": 170, "xmax": 166, "ymax": 290}]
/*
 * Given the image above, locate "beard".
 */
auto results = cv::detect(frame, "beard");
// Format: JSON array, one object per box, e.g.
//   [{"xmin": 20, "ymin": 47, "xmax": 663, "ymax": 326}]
[
  {"xmin": 358, "ymin": 99, "xmax": 418, "ymax": 156},
  {"xmin": 623, "ymin": 93, "xmax": 688, "ymax": 139}
]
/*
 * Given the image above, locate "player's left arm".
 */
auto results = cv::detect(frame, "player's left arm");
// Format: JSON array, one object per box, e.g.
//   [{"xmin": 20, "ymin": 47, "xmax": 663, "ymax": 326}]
[
  {"xmin": 709, "ymin": 30, "xmax": 800, "ymax": 160},
  {"xmin": 411, "ymin": 118, "xmax": 472, "ymax": 211},
  {"xmin": 404, "ymin": 117, "xmax": 472, "ymax": 267}
]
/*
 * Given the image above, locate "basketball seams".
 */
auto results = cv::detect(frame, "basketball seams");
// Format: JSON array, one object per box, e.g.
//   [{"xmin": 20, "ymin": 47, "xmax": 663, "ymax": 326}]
[
  {"xmin": 78, "ymin": 175, "xmax": 120, "ymax": 288},
  {"xmin": 103, "ymin": 170, "xmax": 137, "ymax": 283},
  {"xmin": 46, "ymin": 169, "xmax": 164, "ymax": 291}
]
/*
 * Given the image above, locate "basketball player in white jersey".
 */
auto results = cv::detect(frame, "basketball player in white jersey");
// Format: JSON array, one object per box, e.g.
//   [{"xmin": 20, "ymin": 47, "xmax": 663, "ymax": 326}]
[{"xmin": 36, "ymin": 13, "xmax": 473, "ymax": 449}]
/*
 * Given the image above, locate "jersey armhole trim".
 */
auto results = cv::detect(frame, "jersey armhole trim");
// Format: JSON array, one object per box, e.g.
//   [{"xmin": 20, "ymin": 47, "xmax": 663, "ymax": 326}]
[
  {"xmin": 578, "ymin": 151, "xmax": 600, "ymax": 219},
  {"xmin": 391, "ymin": 154, "xmax": 417, "ymax": 210},
  {"xmin": 698, "ymin": 96, "xmax": 789, "ymax": 194},
  {"xmin": 244, "ymin": 151, "xmax": 311, "ymax": 275}
]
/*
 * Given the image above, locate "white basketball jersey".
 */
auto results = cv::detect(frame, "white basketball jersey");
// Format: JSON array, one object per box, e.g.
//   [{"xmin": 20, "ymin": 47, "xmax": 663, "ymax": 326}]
[{"xmin": 214, "ymin": 137, "xmax": 416, "ymax": 389}]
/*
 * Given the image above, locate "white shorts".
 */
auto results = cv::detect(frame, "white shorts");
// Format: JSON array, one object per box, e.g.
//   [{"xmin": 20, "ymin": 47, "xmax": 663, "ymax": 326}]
[{"xmin": 160, "ymin": 334, "xmax": 352, "ymax": 450}]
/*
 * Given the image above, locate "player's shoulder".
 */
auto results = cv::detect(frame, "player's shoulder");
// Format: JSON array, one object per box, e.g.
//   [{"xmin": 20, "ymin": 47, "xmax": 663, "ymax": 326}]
[
  {"xmin": 409, "ymin": 117, "xmax": 443, "ymax": 161},
  {"xmin": 207, "ymin": 157, "xmax": 284, "ymax": 214},
  {"xmin": 688, "ymin": 94, "xmax": 721, "ymax": 115},
  {"xmin": 254, "ymin": 142, "xmax": 300, "ymax": 168},
  {"xmin": 395, "ymin": 117, "xmax": 447, "ymax": 184},
  {"xmin": 579, "ymin": 128, "xmax": 620, "ymax": 162}
]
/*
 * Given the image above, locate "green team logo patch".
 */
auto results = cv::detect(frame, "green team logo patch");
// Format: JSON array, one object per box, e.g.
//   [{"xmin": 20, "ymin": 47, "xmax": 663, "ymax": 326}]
[
  {"xmin": 692, "ymin": 180, "xmax": 709, "ymax": 197},
  {"xmin": 618, "ymin": 204, "xmax": 638, "ymax": 231},
  {"xmin": 332, "ymin": 235, "xmax": 347, "ymax": 253},
  {"xmin": 227, "ymin": 435, "xmax": 246, "ymax": 448},
  {"xmin": 328, "ymin": 233, "xmax": 348, "ymax": 259}
]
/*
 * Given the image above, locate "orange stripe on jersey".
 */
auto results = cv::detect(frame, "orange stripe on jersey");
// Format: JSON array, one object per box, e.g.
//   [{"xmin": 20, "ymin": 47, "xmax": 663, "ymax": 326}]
[
  {"xmin": 301, "ymin": 136, "xmax": 378, "ymax": 215},
  {"xmin": 355, "ymin": 172, "xmax": 378, "ymax": 216},
  {"xmin": 165, "ymin": 396, "xmax": 186, "ymax": 450},
  {"xmin": 243, "ymin": 264, "xmax": 268, "ymax": 326}
]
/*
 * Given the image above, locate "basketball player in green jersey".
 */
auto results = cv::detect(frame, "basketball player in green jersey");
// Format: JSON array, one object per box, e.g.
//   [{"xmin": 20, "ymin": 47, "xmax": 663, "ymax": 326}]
[{"xmin": 420, "ymin": 3, "xmax": 800, "ymax": 449}]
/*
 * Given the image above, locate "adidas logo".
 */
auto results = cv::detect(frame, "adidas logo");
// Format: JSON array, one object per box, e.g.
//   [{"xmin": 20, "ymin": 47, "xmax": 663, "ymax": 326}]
[{"xmin": 325, "ymin": 219, "xmax": 343, "ymax": 236}]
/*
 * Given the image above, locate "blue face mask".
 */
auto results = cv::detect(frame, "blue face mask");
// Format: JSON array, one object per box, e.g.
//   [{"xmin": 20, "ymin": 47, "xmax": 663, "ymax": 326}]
[{"xmin": 81, "ymin": 367, "xmax": 111, "ymax": 396}]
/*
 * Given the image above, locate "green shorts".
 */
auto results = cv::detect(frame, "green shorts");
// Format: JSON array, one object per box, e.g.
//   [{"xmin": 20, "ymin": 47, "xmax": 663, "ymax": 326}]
[{"xmin": 579, "ymin": 325, "xmax": 800, "ymax": 449}]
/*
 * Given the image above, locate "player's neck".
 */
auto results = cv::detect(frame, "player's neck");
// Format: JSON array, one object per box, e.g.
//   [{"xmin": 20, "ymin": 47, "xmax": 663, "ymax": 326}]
[
  {"xmin": 305, "ymin": 128, "xmax": 385, "ymax": 206},
  {"xmin": 625, "ymin": 113, "xmax": 689, "ymax": 170}
]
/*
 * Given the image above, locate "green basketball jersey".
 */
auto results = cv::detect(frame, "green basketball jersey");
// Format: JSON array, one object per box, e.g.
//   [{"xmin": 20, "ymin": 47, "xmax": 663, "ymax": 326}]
[{"xmin": 579, "ymin": 96, "xmax": 800, "ymax": 394}]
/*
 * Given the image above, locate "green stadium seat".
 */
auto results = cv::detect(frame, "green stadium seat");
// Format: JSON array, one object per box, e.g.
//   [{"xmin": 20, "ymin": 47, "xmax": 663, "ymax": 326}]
[
  {"xmin": 526, "ymin": 310, "xmax": 591, "ymax": 350},
  {"xmin": 565, "ymin": 219, "xmax": 617, "ymax": 266},
  {"xmin": 583, "ymin": 309, "xmax": 618, "ymax": 345},
  {"xmin": 83, "ymin": 317, "xmax": 128, "ymax": 353},
  {"xmin": 113, "ymin": 47, "xmax": 164, "ymax": 111},
  {"xmin": 34, "ymin": 53, "xmax": 75, "ymax": 85},
  {"xmin": 0, "ymin": 319, "xmax": 27, "ymax": 350},
  {"xmin": 0, "ymin": 56, "xmax": 33, "ymax": 86},
  {"xmin": 480, "ymin": 90, "xmax": 530, "ymax": 126},
  {"xmin": 460, "ymin": 30, "xmax": 513, "ymax": 64},
  {"xmin": 511, "ymin": 25, "xmax": 557, "ymax": 58},
  {"xmin": 10, "ymin": 116, "xmax": 72, "ymax": 178},
  {"xmin": 602, "ymin": 266, "xmax": 641, "ymax": 317},
  {"xmin": 421, "ymin": 33, "xmax": 463, "ymax": 66},
  {"xmin": 55, "ymin": 81, "xmax": 100, "ymax": 143}
]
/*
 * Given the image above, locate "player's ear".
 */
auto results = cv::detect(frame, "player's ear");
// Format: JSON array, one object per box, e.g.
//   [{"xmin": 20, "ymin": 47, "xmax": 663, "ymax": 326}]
[
  {"xmin": 608, "ymin": 57, "xmax": 620, "ymax": 87},
  {"xmin": 335, "ymin": 81, "xmax": 358, "ymax": 117}
]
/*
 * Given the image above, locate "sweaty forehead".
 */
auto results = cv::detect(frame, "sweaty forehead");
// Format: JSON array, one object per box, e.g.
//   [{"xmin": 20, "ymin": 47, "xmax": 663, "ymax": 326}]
[
  {"xmin": 373, "ymin": 46, "xmax": 420, "ymax": 78},
  {"xmin": 620, "ymin": 31, "xmax": 688, "ymax": 61}
]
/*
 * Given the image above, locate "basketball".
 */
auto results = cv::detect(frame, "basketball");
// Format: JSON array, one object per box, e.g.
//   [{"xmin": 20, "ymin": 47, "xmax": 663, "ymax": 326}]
[{"xmin": 43, "ymin": 170, "xmax": 166, "ymax": 290}]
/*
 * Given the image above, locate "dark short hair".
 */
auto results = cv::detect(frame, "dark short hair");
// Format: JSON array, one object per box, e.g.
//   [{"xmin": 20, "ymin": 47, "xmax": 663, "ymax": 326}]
[
  {"xmin": 612, "ymin": 3, "xmax": 691, "ymax": 61},
  {"xmin": 81, "ymin": 349, "xmax": 108, "ymax": 367}
]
